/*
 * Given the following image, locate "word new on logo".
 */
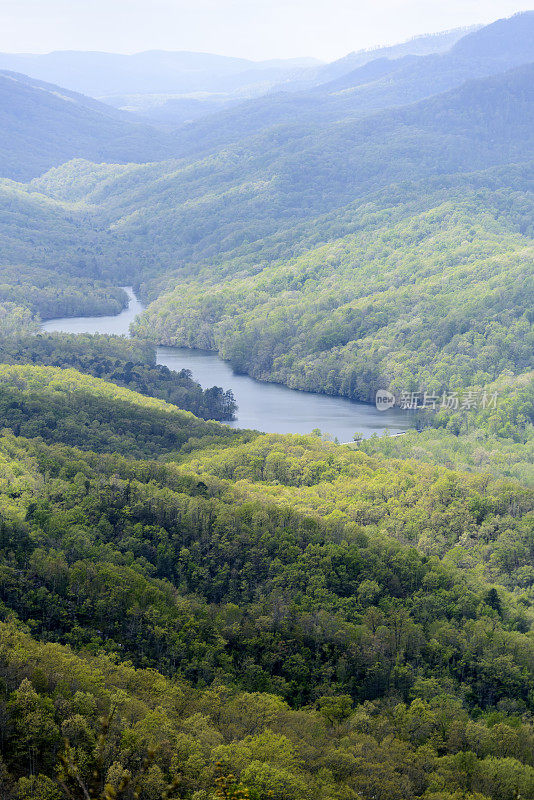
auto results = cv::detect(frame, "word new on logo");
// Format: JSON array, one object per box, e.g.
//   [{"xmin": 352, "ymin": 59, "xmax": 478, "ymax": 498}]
[{"xmin": 375, "ymin": 390, "xmax": 395, "ymax": 412}]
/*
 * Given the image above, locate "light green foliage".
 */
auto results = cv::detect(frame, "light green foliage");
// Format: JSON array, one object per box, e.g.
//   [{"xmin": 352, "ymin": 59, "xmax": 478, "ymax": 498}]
[
  {"xmin": 0, "ymin": 301, "xmax": 39, "ymax": 336},
  {"xmin": 133, "ymin": 201, "xmax": 533, "ymax": 403},
  {"xmin": 0, "ymin": 24, "xmax": 532, "ymax": 800},
  {"xmin": 358, "ymin": 372, "xmax": 534, "ymax": 484},
  {"xmin": 0, "ymin": 333, "xmax": 237, "ymax": 421}
]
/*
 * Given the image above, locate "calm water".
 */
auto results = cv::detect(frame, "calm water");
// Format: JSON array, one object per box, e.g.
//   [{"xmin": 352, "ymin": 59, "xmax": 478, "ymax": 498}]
[{"xmin": 42, "ymin": 287, "xmax": 409, "ymax": 440}]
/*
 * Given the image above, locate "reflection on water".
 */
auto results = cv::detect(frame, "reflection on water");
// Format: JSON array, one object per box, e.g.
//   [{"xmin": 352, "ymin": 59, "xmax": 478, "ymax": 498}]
[{"xmin": 42, "ymin": 287, "xmax": 409, "ymax": 441}]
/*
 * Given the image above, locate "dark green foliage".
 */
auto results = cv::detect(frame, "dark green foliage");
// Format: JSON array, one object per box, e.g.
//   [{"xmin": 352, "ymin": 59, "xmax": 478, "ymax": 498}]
[
  {"xmin": 0, "ymin": 432, "xmax": 531, "ymax": 712},
  {"xmin": 0, "ymin": 333, "xmax": 236, "ymax": 420},
  {"xmin": 0, "ymin": 266, "xmax": 128, "ymax": 319},
  {"xmin": 0, "ymin": 353, "xmax": 529, "ymax": 800},
  {"xmin": 0, "ymin": 621, "xmax": 534, "ymax": 800},
  {"xmin": 0, "ymin": 379, "xmax": 243, "ymax": 459}
]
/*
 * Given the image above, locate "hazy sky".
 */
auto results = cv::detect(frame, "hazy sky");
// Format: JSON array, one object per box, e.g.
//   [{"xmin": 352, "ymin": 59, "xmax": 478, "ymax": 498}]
[{"xmin": 1, "ymin": 0, "xmax": 532, "ymax": 61}]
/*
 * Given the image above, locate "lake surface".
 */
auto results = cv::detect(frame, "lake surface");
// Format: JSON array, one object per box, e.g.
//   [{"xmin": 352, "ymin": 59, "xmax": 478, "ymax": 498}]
[{"xmin": 42, "ymin": 287, "xmax": 409, "ymax": 440}]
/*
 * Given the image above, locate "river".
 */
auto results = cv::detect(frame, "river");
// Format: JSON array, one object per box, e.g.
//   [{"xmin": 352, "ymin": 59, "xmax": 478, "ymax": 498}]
[{"xmin": 42, "ymin": 287, "xmax": 409, "ymax": 440}]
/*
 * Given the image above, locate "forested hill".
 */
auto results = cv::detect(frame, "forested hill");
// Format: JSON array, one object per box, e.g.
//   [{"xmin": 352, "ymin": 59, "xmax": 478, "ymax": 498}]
[
  {"xmin": 0, "ymin": 8, "xmax": 534, "ymax": 799},
  {"xmin": 144, "ymin": 11, "xmax": 534, "ymax": 161},
  {"xmin": 0, "ymin": 71, "xmax": 180, "ymax": 180},
  {"xmin": 0, "ymin": 362, "xmax": 531, "ymax": 798},
  {"xmin": 131, "ymin": 190, "xmax": 534, "ymax": 404},
  {"xmin": 127, "ymin": 79, "xmax": 533, "ymax": 406},
  {"xmin": 281, "ymin": 25, "xmax": 478, "ymax": 90},
  {"xmin": 22, "ymin": 63, "xmax": 534, "ymax": 275},
  {"xmin": 320, "ymin": 10, "xmax": 534, "ymax": 96},
  {"xmin": 0, "ymin": 45, "xmax": 531, "ymax": 412}
]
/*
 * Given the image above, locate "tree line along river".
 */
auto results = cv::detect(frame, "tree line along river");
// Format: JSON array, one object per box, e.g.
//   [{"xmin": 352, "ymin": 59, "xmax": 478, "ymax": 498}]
[{"xmin": 42, "ymin": 287, "xmax": 409, "ymax": 441}]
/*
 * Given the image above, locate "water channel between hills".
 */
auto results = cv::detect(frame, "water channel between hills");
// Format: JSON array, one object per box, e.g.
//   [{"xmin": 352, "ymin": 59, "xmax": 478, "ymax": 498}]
[{"xmin": 42, "ymin": 287, "xmax": 410, "ymax": 441}]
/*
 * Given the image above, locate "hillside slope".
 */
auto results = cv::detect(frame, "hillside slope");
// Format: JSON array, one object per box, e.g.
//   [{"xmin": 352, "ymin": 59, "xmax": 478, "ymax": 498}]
[
  {"xmin": 0, "ymin": 71, "xmax": 179, "ymax": 180},
  {"xmin": 154, "ymin": 11, "xmax": 534, "ymax": 160},
  {"xmin": 0, "ymin": 360, "xmax": 530, "ymax": 798},
  {"xmin": 132, "ymin": 193, "xmax": 534, "ymax": 401},
  {"xmin": 23, "ymin": 63, "xmax": 534, "ymax": 278},
  {"xmin": 282, "ymin": 25, "xmax": 478, "ymax": 90}
]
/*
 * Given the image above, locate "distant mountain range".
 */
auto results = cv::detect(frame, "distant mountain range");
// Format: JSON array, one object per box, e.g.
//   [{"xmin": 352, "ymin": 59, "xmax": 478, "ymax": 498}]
[
  {"xmin": 275, "ymin": 25, "xmax": 479, "ymax": 91},
  {"xmin": 165, "ymin": 11, "xmax": 534, "ymax": 160},
  {"xmin": 0, "ymin": 25, "xmax": 477, "ymax": 125},
  {"xmin": 0, "ymin": 11, "xmax": 532, "ymax": 183},
  {"xmin": 0, "ymin": 50, "xmax": 320, "ymax": 98},
  {"xmin": 21, "ymin": 61, "xmax": 531, "ymax": 274}
]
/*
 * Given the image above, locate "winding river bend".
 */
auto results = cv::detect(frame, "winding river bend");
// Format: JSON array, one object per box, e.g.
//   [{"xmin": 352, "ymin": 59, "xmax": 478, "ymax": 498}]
[{"xmin": 42, "ymin": 288, "xmax": 409, "ymax": 440}]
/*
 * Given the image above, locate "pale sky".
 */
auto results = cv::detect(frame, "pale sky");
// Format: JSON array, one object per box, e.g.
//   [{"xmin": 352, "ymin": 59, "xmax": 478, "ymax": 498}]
[{"xmin": 0, "ymin": 0, "xmax": 532, "ymax": 61}]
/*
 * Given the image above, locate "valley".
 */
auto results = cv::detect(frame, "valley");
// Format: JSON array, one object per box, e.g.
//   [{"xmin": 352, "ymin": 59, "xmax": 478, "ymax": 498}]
[
  {"xmin": 0, "ymin": 8, "xmax": 532, "ymax": 800},
  {"xmin": 42, "ymin": 287, "xmax": 409, "ymax": 439}
]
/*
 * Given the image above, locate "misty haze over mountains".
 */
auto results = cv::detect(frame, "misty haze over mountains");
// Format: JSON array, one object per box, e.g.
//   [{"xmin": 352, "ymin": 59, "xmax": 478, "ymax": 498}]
[
  {"xmin": 0, "ymin": 12, "xmax": 534, "ymax": 180},
  {"xmin": 0, "ymin": 11, "xmax": 532, "ymax": 179},
  {"xmin": 0, "ymin": 6, "xmax": 533, "ymax": 799},
  {"xmin": 0, "ymin": 50, "xmax": 319, "ymax": 100},
  {"xmin": 0, "ymin": 24, "xmax": 477, "ymax": 124}
]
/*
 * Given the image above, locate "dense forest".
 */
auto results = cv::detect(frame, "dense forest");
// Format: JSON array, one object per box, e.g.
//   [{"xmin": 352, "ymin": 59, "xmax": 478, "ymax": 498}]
[
  {"xmin": 132, "ymin": 195, "xmax": 534, "ymax": 402},
  {"xmin": 0, "ymin": 70, "xmax": 180, "ymax": 181},
  {"xmin": 1, "ymin": 62, "xmax": 530, "ymax": 407},
  {"xmin": 0, "ymin": 267, "xmax": 128, "ymax": 320},
  {"xmin": 0, "ymin": 365, "xmax": 529, "ymax": 799},
  {"xmin": 0, "ymin": 9, "xmax": 531, "ymax": 800},
  {"xmin": 0, "ymin": 333, "xmax": 237, "ymax": 421}
]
